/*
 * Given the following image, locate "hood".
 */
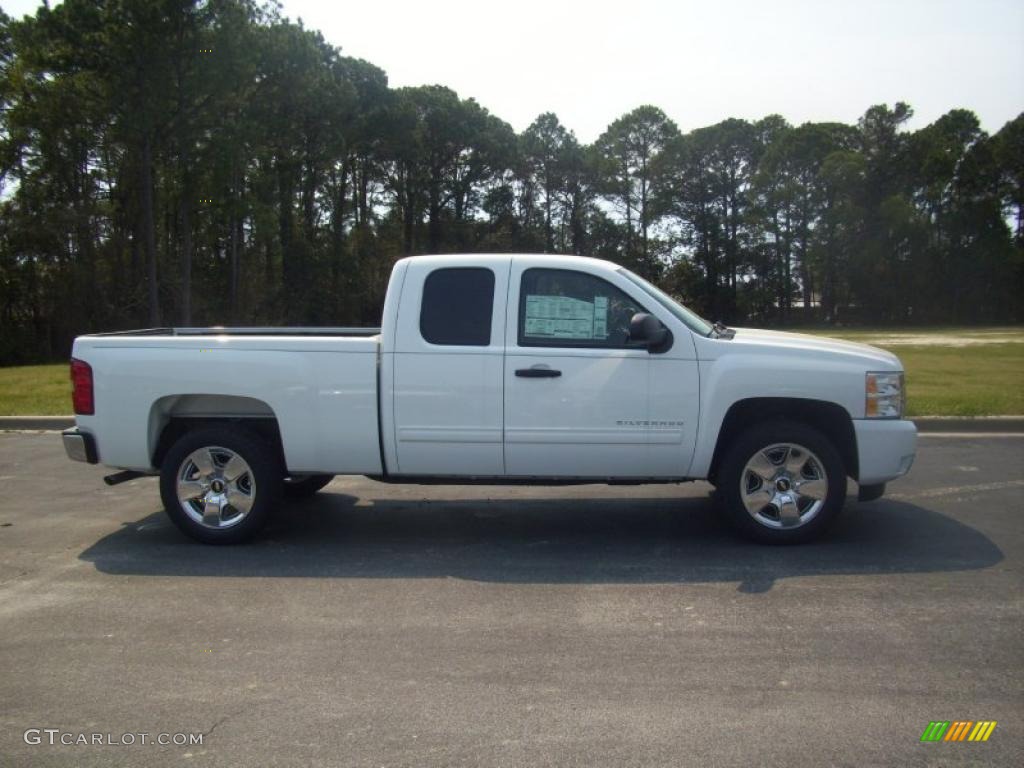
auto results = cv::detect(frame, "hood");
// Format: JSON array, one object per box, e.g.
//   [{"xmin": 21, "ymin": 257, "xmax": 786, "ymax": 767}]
[{"xmin": 699, "ymin": 327, "xmax": 902, "ymax": 370}]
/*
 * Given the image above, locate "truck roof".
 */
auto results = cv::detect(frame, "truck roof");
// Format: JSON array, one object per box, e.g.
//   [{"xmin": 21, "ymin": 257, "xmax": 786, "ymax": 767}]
[{"xmin": 397, "ymin": 253, "xmax": 621, "ymax": 274}]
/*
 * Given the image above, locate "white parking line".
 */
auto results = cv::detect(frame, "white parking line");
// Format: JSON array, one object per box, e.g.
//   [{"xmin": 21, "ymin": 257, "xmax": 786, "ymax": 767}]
[
  {"xmin": 889, "ymin": 479, "xmax": 1024, "ymax": 500},
  {"xmin": 919, "ymin": 432, "xmax": 1024, "ymax": 438}
]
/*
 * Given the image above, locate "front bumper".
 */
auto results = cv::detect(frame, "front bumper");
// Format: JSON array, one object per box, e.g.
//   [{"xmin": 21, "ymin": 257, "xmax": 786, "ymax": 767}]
[
  {"xmin": 62, "ymin": 428, "xmax": 98, "ymax": 464},
  {"xmin": 853, "ymin": 419, "xmax": 916, "ymax": 485}
]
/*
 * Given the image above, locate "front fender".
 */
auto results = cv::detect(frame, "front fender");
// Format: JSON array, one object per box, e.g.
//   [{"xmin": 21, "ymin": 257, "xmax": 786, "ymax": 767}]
[{"xmin": 688, "ymin": 352, "xmax": 863, "ymax": 478}]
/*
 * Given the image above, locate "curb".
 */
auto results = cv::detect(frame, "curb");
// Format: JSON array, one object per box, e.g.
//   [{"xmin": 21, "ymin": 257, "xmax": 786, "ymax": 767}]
[
  {"xmin": 913, "ymin": 416, "xmax": 1024, "ymax": 433},
  {"xmin": 2, "ymin": 415, "xmax": 1024, "ymax": 433}
]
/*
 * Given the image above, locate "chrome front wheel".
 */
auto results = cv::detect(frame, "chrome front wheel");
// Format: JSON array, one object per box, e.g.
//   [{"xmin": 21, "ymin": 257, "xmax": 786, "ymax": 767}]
[
  {"xmin": 740, "ymin": 443, "xmax": 828, "ymax": 529},
  {"xmin": 719, "ymin": 421, "xmax": 846, "ymax": 544}
]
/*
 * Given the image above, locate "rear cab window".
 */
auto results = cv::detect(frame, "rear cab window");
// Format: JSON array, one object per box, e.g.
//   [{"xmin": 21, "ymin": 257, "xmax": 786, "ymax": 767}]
[{"xmin": 419, "ymin": 267, "xmax": 495, "ymax": 346}]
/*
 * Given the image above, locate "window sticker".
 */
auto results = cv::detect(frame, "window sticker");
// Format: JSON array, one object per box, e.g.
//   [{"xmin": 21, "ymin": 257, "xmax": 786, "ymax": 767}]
[
  {"xmin": 524, "ymin": 294, "xmax": 609, "ymax": 340},
  {"xmin": 593, "ymin": 296, "xmax": 608, "ymax": 337}
]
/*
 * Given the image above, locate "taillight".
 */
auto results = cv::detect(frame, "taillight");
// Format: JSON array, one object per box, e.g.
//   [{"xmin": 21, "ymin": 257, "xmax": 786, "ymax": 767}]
[{"xmin": 70, "ymin": 358, "xmax": 94, "ymax": 415}]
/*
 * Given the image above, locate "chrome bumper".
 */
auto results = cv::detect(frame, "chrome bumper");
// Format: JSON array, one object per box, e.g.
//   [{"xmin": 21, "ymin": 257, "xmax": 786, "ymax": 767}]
[{"xmin": 62, "ymin": 428, "xmax": 98, "ymax": 464}]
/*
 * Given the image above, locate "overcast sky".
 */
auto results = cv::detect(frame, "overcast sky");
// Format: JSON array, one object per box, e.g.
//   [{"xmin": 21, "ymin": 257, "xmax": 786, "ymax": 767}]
[{"xmin": 4, "ymin": 0, "xmax": 1022, "ymax": 141}]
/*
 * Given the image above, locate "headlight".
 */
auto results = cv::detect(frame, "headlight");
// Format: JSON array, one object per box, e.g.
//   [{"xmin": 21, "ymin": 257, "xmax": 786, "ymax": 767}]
[{"xmin": 865, "ymin": 372, "xmax": 904, "ymax": 418}]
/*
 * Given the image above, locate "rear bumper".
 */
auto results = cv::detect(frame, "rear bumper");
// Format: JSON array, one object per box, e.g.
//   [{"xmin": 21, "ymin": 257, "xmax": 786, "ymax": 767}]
[
  {"xmin": 62, "ymin": 428, "xmax": 98, "ymax": 464},
  {"xmin": 853, "ymin": 419, "xmax": 916, "ymax": 485}
]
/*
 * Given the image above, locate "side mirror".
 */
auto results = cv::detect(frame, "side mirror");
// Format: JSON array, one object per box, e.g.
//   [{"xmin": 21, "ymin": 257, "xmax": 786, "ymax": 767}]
[{"xmin": 628, "ymin": 312, "xmax": 672, "ymax": 352}]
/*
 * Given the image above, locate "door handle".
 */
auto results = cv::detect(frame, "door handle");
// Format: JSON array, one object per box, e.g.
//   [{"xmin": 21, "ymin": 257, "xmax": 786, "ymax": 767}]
[{"xmin": 515, "ymin": 367, "xmax": 561, "ymax": 378}]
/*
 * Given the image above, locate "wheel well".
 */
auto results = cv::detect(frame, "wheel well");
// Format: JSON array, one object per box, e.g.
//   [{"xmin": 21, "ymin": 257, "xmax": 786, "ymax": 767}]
[
  {"xmin": 708, "ymin": 398, "xmax": 858, "ymax": 483},
  {"xmin": 149, "ymin": 395, "xmax": 285, "ymax": 470},
  {"xmin": 152, "ymin": 417, "xmax": 285, "ymax": 470}
]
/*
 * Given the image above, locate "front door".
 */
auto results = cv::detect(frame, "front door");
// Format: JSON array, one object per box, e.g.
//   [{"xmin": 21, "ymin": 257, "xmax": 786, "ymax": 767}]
[{"xmin": 503, "ymin": 261, "xmax": 696, "ymax": 478}]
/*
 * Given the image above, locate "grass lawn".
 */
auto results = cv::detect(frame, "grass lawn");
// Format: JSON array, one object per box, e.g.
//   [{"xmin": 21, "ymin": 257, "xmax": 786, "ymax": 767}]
[
  {"xmin": 1, "ymin": 328, "xmax": 1022, "ymax": 416},
  {"xmin": 851, "ymin": 343, "xmax": 1022, "ymax": 417},
  {"xmin": 0, "ymin": 363, "xmax": 72, "ymax": 416},
  {"xmin": 794, "ymin": 328, "xmax": 1023, "ymax": 416}
]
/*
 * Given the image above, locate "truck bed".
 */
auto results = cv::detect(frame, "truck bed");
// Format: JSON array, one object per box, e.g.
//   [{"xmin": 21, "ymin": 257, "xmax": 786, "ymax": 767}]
[{"xmin": 72, "ymin": 328, "xmax": 383, "ymax": 474}]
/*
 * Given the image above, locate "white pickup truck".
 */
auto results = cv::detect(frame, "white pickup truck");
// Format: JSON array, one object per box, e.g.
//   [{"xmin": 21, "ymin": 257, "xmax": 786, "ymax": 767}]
[{"xmin": 63, "ymin": 253, "xmax": 916, "ymax": 544}]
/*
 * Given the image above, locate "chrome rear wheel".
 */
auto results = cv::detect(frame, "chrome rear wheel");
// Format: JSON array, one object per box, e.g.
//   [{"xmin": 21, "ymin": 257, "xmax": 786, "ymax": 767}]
[
  {"xmin": 160, "ymin": 426, "xmax": 281, "ymax": 544},
  {"xmin": 176, "ymin": 446, "xmax": 256, "ymax": 530}
]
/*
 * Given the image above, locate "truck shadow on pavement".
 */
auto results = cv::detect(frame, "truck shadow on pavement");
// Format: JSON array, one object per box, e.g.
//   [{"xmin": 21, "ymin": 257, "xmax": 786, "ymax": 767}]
[{"xmin": 78, "ymin": 491, "xmax": 1004, "ymax": 593}]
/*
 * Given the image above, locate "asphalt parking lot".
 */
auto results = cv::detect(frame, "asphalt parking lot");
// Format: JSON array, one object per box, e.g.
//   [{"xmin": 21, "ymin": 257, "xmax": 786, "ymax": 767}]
[{"xmin": 0, "ymin": 432, "xmax": 1021, "ymax": 767}]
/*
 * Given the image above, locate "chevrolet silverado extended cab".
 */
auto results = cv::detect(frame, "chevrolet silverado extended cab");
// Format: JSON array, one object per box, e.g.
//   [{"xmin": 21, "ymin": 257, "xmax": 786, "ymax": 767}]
[{"xmin": 63, "ymin": 253, "xmax": 916, "ymax": 544}]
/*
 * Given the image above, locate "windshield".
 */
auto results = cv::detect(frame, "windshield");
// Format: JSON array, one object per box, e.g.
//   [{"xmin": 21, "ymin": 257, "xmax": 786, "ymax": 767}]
[{"xmin": 618, "ymin": 268, "xmax": 715, "ymax": 336}]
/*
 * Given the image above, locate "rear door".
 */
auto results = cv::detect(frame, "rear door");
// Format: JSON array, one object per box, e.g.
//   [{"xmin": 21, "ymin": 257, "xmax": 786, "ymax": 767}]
[
  {"xmin": 503, "ymin": 258, "xmax": 699, "ymax": 478},
  {"xmin": 390, "ymin": 257, "xmax": 510, "ymax": 476}
]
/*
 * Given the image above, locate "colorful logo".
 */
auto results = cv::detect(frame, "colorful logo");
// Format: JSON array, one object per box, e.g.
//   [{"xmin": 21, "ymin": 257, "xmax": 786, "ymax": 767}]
[{"xmin": 920, "ymin": 721, "xmax": 997, "ymax": 742}]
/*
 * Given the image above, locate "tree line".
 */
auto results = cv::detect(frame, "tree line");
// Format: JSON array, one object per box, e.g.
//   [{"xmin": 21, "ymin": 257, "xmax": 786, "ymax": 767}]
[{"xmin": 1, "ymin": 1, "xmax": 1021, "ymax": 364}]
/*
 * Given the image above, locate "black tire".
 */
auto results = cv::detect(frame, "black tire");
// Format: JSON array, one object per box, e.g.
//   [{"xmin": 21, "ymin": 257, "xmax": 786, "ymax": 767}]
[
  {"xmin": 717, "ymin": 420, "xmax": 847, "ymax": 544},
  {"xmin": 159, "ymin": 425, "xmax": 282, "ymax": 544},
  {"xmin": 282, "ymin": 474, "xmax": 334, "ymax": 499}
]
